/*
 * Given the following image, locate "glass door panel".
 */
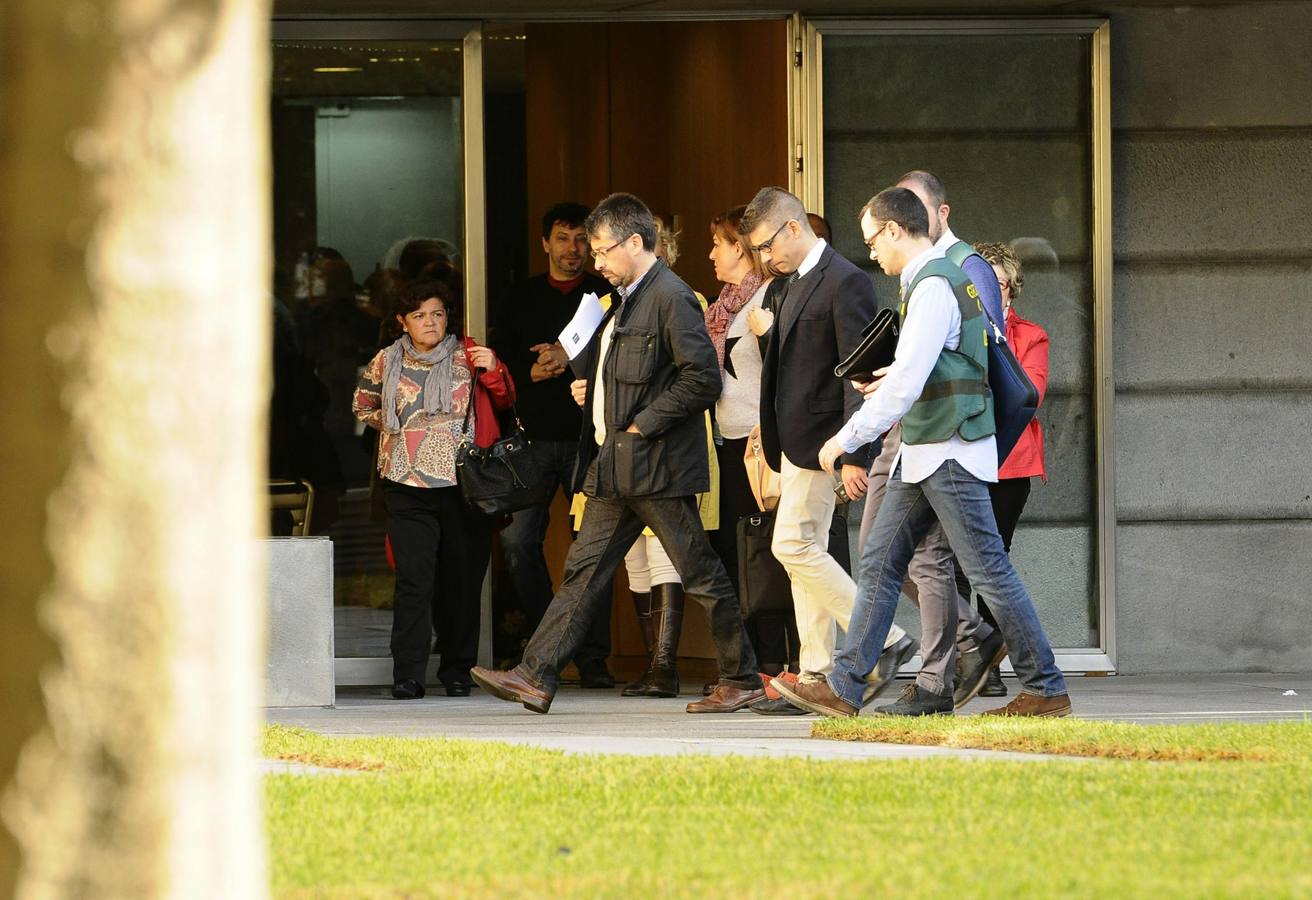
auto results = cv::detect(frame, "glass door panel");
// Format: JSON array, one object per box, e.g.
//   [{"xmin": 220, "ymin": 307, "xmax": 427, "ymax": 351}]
[
  {"xmin": 815, "ymin": 24, "xmax": 1106, "ymax": 653},
  {"xmin": 269, "ymin": 36, "xmax": 465, "ymax": 663}
]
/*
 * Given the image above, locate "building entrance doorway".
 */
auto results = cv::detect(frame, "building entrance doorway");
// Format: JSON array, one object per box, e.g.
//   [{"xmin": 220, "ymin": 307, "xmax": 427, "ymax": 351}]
[
  {"xmin": 268, "ymin": 17, "xmax": 791, "ymax": 685},
  {"xmin": 483, "ymin": 19, "xmax": 791, "ymax": 680}
]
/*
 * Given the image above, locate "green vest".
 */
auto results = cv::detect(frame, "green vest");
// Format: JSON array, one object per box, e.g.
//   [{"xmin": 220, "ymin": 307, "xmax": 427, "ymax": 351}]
[{"xmin": 898, "ymin": 258, "xmax": 995, "ymax": 445}]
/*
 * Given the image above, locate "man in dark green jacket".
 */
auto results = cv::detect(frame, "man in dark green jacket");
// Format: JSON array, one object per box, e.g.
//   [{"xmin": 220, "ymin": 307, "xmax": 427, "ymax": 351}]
[{"xmin": 473, "ymin": 193, "xmax": 763, "ymax": 715}]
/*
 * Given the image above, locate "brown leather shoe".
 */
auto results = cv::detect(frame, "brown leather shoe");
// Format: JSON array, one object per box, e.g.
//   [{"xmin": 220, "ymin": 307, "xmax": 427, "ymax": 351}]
[
  {"xmin": 772, "ymin": 678, "xmax": 858, "ymax": 718},
  {"xmin": 981, "ymin": 692, "xmax": 1071, "ymax": 718},
  {"xmin": 685, "ymin": 683, "xmax": 764, "ymax": 713},
  {"xmin": 470, "ymin": 666, "xmax": 554, "ymax": 714}
]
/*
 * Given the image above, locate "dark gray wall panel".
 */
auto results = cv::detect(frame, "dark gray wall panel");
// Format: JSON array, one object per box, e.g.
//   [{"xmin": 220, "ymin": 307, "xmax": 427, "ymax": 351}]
[
  {"xmin": 1115, "ymin": 392, "xmax": 1312, "ymax": 520},
  {"xmin": 1108, "ymin": 3, "xmax": 1312, "ymax": 130},
  {"xmin": 1112, "ymin": 133, "xmax": 1312, "ymax": 259},
  {"xmin": 1116, "ymin": 521, "xmax": 1312, "ymax": 674},
  {"xmin": 1114, "ymin": 260, "xmax": 1312, "ymax": 391}
]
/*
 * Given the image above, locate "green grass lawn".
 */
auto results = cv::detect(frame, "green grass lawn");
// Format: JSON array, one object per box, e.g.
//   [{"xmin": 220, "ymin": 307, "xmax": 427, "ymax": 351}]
[{"xmin": 265, "ymin": 722, "xmax": 1312, "ymax": 899}]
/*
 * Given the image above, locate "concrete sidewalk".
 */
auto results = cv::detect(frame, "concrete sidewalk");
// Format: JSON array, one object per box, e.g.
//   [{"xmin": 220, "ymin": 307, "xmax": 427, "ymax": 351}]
[{"xmin": 265, "ymin": 673, "xmax": 1310, "ymax": 763}]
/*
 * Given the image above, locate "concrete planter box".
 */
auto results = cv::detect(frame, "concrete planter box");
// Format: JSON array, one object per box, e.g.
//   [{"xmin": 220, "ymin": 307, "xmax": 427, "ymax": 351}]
[{"xmin": 265, "ymin": 537, "xmax": 335, "ymax": 707}]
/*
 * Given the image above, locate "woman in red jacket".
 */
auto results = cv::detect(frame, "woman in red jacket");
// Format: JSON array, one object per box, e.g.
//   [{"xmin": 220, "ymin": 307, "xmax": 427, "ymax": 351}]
[
  {"xmin": 354, "ymin": 278, "xmax": 515, "ymax": 700},
  {"xmin": 963, "ymin": 242, "xmax": 1049, "ymax": 697}
]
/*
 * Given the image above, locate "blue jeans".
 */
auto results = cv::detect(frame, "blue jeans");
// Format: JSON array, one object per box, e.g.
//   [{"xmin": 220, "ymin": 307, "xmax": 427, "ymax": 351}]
[{"xmin": 829, "ymin": 459, "xmax": 1066, "ymax": 706}]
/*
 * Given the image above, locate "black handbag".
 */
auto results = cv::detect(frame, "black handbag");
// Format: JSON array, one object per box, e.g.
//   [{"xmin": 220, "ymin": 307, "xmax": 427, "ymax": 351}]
[
  {"xmin": 736, "ymin": 510, "xmax": 852, "ymax": 617},
  {"xmin": 737, "ymin": 512, "xmax": 792, "ymax": 618},
  {"xmin": 834, "ymin": 308, "xmax": 899, "ymax": 383},
  {"xmin": 981, "ymin": 305, "xmax": 1040, "ymax": 464},
  {"xmin": 455, "ymin": 401, "xmax": 553, "ymax": 516}
]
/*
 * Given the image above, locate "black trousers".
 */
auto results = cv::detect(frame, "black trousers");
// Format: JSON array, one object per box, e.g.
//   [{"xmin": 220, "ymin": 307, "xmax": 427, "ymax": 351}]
[
  {"xmin": 495, "ymin": 439, "xmax": 611, "ymax": 668},
  {"xmin": 953, "ymin": 476, "xmax": 1032, "ymax": 629},
  {"xmin": 383, "ymin": 480, "xmax": 492, "ymax": 685},
  {"xmin": 709, "ymin": 436, "xmax": 798, "ymax": 671},
  {"xmin": 521, "ymin": 490, "xmax": 761, "ymax": 693}
]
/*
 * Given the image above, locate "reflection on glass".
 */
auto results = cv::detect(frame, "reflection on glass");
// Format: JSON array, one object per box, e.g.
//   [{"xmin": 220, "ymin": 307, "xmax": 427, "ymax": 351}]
[
  {"xmin": 269, "ymin": 39, "xmax": 465, "ymax": 659},
  {"xmin": 821, "ymin": 31, "xmax": 1099, "ymax": 648}
]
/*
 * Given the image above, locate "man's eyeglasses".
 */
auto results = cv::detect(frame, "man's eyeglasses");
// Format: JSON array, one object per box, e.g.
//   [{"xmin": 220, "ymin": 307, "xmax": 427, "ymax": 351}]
[
  {"xmin": 752, "ymin": 220, "xmax": 792, "ymax": 254},
  {"xmin": 590, "ymin": 235, "xmax": 632, "ymax": 262},
  {"xmin": 864, "ymin": 221, "xmax": 893, "ymax": 255}
]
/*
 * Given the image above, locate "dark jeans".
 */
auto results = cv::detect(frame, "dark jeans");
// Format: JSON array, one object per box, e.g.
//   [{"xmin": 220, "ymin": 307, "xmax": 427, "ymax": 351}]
[
  {"xmin": 520, "ymin": 492, "xmax": 762, "ymax": 693},
  {"xmin": 709, "ymin": 436, "xmax": 798, "ymax": 671},
  {"xmin": 497, "ymin": 439, "xmax": 611, "ymax": 666},
  {"xmin": 953, "ymin": 477, "xmax": 1032, "ymax": 629},
  {"xmin": 383, "ymin": 479, "xmax": 493, "ymax": 686}
]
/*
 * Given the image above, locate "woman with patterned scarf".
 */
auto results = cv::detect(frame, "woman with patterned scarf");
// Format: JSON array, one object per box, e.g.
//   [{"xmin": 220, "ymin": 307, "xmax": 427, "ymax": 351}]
[{"xmin": 353, "ymin": 278, "xmax": 515, "ymax": 701}]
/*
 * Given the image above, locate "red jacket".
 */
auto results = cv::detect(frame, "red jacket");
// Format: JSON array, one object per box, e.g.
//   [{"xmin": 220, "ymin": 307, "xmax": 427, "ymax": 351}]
[
  {"xmin": 463, "ymin": 334, "xmax": 516, "ymax": 448},
  {"xmin": 998, "ymin": 310, "xmax": 1049, "ymax": 482}
]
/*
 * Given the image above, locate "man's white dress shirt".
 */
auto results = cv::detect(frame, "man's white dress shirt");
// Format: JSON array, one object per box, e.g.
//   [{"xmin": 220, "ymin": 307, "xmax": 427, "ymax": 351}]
[{"xmin": 834, "ymin": 242, "xmax": 997, "ymax": 484}]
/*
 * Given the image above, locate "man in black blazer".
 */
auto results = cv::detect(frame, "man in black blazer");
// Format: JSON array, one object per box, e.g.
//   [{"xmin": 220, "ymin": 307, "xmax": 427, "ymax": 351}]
[
  {"xmin": 472, "ymin": 193, "xmax": 763, "ymax": 715},
  {"xmin": 742, "ymin": 187, "xmax": 917, "ymax": 708}
]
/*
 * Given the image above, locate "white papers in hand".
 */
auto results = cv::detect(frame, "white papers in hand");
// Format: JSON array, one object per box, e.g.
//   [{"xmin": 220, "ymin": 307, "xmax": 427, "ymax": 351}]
[{"xmin": 559, "ymin": 291, "xmax": 605, "ymax": 360}]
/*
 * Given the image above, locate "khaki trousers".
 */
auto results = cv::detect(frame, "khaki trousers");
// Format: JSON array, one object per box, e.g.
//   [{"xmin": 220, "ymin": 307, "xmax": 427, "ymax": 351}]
[{"xmin": 772, "ymin": 453, "xmax": 906, "ymax": 677}]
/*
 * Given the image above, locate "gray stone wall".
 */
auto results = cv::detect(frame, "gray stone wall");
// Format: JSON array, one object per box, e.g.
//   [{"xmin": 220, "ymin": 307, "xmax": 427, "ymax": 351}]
[{"xmin": 1105, "ymin": 2, "xmax": 1312, "ymax": 673}]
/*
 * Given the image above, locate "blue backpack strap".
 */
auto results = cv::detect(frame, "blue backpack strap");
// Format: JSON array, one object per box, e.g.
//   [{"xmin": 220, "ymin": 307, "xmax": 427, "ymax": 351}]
[{"xmin": 945, "ymin": 240, "xmax": 1005, "ymax": 343}]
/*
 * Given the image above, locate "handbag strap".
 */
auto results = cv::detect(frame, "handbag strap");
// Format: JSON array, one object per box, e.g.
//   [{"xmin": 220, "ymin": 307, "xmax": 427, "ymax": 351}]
[
  {"xmin": 459, "ymin": 394, "xmax": 527, "ymax": 449},
  {"xmin": 746, "ymin": 430, "xmax": 774, "ymax": 513},
  {"xmin": 459, "ymin": 390, "xmax": 475, "ymax": 447}
]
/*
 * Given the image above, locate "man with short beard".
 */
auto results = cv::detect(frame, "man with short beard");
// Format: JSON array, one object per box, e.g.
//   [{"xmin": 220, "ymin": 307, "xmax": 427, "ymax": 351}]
[{"xmin": 491, "ymin": 202, "xmax": 615, "ymax": 688}]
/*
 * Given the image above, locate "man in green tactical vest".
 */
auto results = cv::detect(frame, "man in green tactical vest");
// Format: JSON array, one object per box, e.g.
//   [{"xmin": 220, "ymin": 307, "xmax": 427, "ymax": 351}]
[{"xmin": 772, "ymin": 187, "xmax": 1071, "ymax": 719}]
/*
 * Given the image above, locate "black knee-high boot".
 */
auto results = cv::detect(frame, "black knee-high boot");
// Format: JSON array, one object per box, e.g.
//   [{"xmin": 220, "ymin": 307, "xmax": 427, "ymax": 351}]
[
  {"xmin": 644, "ymin": 583, "xmax": 684, "ymax": 698},
  {"xmin": 620, "ymin": 590, "xmax": 654, "ymax": 697}
]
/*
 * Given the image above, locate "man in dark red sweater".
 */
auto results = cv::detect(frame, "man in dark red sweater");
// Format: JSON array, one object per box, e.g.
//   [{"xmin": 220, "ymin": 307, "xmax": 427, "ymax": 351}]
[{"xmin": 491, "ymin": 202, "xmax": 615, "ymax": 687}]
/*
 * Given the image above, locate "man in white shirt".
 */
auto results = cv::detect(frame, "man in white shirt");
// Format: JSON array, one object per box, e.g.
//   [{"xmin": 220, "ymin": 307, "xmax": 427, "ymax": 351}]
[{"xmin": 774, "ymin": 187, "xmax": 1070, "ymax": 718}]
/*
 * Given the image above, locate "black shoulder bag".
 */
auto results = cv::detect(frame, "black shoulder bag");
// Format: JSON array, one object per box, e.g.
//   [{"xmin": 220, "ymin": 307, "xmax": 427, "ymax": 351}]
[{"xmin": 455, "ymin": 393, "xmax": 553, "ymax": 517}]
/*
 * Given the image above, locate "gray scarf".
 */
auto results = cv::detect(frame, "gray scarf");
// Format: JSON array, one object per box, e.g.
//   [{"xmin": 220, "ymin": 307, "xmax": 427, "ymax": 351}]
[{"xmin": 380, "ymin": 333, "xmax": 460, "ymax": 434}]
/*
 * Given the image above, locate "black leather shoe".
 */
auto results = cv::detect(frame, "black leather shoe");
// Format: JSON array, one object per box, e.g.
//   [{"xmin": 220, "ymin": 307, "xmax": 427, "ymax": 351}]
[
  {"xmin": 749, "ymin": 695, "xmax": 812, "ymax": 716},
  {"xmin": 443, "ymin": 680, "xmax": 472, "ymax": 697},
  {"xmin": 953, "ymin": 629, "xmax": 1008, "ymax": 708},
  {"xmin": 391, "ymin": 679, "xmax": 426, "ymax": 700},
  {"xmin": 872, "ymin": 683, "xmax": 954, "ymax": 717},
  {"xmin": 577, "ymin": 660, "xmax": 616, "ymax": 689},
  {"xmin": 980, "ymin": 666, "xmax": 1008, "ymax": 698},
  {"xmin": 862, "ymin": 634, "xmax": 919, "ymax": 705}
]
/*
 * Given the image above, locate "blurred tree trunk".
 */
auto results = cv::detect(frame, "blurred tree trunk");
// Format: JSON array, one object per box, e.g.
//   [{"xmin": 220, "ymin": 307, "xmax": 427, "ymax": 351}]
[{"xmin": 0, "ymin": 1, "xmax": 270, "ymax": 896}]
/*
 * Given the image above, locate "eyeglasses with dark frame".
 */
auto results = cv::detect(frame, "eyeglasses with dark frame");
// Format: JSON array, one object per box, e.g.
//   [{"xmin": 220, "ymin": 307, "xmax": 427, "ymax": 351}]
[
  {"xmin": 590, "ymin": 234, "xmax": 634, "ymax": 262},
  {"xmin": 864, "ymin": 221, "xmax": 893, "ymax": 255},
  {"xmin": 751, "ymin": 219, "xmax": 793, "ymax": 254}
]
